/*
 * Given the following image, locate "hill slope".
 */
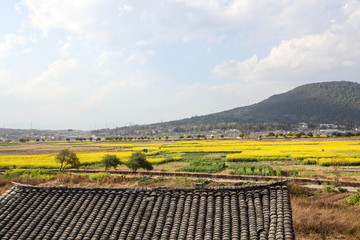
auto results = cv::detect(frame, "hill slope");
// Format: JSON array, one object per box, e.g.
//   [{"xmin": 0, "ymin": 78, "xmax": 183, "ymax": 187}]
[{"xmin": 170, "ymin": 81, "xmax": 360, "ymax": 126}]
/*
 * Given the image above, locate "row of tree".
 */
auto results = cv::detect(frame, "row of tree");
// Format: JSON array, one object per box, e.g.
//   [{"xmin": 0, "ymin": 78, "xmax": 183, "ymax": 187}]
[
  {"xmin": 265, "ymin": 131, "xmax": 360, "ymax": 138},
  {"xmin": 55, "ymin": 149, "xmax": 153, "ymax": 172}
]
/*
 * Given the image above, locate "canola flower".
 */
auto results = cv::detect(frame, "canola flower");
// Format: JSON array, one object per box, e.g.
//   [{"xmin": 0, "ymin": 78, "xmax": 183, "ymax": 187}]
[
  {"xmin": 0, "ymin": 152, "xmax": 132, "ymax": 169},
  {"xmin": 1, "ymin": 140, "xmax": 360, "ymax": 168},
  {"xmin": 224, "ymin": 141, "xmax": 360, "ymax": 165},
  {"xmin": 147, "ymin": 156, "xmax": 183, "ymax": 165},
  {"xmin": 304, "ymin": 157, "xmax": 360, "ymax": 166}
]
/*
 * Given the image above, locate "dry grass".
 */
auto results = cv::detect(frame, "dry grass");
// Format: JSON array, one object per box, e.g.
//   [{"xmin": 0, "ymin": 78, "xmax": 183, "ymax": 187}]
[{"xmin": 291, "ymin": 186, "xmax": 360, "ymax": 240}]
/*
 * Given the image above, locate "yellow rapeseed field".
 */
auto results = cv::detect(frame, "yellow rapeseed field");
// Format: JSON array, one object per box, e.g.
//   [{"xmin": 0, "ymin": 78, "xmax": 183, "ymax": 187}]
[
  {"xmin": 0, "ymin": 152, "xmax": 132, "ymax": 169},
  {"xmin": 0, "ymin": 140, "xmax": 359, "ymax": 168}
]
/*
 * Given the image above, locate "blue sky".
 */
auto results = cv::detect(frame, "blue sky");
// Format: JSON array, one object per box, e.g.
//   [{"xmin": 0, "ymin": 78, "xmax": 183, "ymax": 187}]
[{"xmin": 0, "ymin": 0, "xmax": 359, "ymax": 130}]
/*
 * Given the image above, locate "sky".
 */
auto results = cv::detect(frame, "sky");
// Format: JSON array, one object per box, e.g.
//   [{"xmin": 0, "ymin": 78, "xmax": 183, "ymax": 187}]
[{"xmin": 1, "ymin": 0, "xmax": 360, "ymax": 130}]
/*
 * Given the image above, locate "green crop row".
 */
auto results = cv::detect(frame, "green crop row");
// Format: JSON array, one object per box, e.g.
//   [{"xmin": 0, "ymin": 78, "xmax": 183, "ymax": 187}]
[{"xmin": 177, "ymin": 159, "xmax": 225, "ymax": 173}]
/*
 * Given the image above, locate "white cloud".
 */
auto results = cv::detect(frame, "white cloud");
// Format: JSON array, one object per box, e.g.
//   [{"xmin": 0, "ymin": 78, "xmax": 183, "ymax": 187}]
[
  {"xmin": 4, "ymin": 58, "xmax": 78, "ymax": 99},
  {"xmin": 212, "ymin": 2, "xmax": 360, "ymax": 85},
  {"xmin": 0, "ymin": 34, "xmax": 27, "ymax": 57},
  {"xmin": 17, "ymin": 0, "xmax": 334, "ymax": 47},
  {"xmin": 176, "ymin": 0, "xmax": 257, "ymax": 21},
  {"xmin": 171, "ymin": 83, "xmax": 201, "ymax": 103},
  {"xmin": 0, "ymin": 70, "xmax": 10, "ymax": 86},
  {"xmin": 21, "ymin": 48, "xmax": 32, "ymax": 54},
  {"xmin": 19, "ymin": 0, "xmax": 112, "ymax": 38},
  {"xmin": 59, "ymin": 36, "xmax": 72, "ymax": 58},
  {"xmin": 80, "ymin": 77, "xmax": 151, "ymax": 110},
  {"xmin": 97, "ymin": 50, "xmax": 122, "ymax": 66},
  {"xmin": 176, "ymin": 0, "xmax": 331, "ymax": 34},
  {"xmin": 126, "ymin": 50, "xmax": 155, "ymax": 65},
  {"xmin": 118, "ymin": 4, "xmax": 133, "ymax": 16}
]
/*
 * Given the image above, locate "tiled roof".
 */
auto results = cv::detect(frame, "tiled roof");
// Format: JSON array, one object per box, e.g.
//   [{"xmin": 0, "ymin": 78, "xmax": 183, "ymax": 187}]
[{"xmin": 0, "ymin": 181, "xmax": 294, "ymax": 239}]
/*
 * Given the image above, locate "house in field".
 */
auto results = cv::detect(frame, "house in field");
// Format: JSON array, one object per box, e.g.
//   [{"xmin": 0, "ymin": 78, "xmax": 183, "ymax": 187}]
[{"xmin": 0, "ymin": 181, "xmax": 294, "ymax": 239}]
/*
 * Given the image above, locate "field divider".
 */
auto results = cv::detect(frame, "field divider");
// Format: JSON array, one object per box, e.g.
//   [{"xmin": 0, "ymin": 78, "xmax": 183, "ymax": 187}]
[{"xmin": 1, "ymin": 168, "xmax": 360, "ymax": 187}]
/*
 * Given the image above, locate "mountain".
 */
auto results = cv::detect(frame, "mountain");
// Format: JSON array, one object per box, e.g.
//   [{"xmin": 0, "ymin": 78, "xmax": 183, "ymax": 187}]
[
  {"xmin": 93, "ymin": 81, "xmax": 360, "ymax": 136},
  {"xmin": 166, "ymin": 81, "xmax": 360, "ymax": 126}
]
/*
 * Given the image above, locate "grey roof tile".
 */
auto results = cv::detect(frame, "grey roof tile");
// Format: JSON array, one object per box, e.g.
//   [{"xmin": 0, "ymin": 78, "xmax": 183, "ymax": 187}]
[{"xmin": 0, "ymin": 181, "xmax": 294, "ymax": 239}]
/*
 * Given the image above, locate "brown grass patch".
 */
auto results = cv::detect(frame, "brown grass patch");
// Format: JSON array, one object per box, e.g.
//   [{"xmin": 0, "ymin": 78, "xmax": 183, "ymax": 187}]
[
  {"xmin": 292, "ymin": 191, "xmax": 360, "ymax": 239},
  {"xmin": 0, "ymin": 143, "xmax": 122, "ymax": 155}
]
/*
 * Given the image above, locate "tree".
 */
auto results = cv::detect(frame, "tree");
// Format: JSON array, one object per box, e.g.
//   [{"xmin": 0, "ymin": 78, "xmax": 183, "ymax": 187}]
[
  {"xmin": 55, "ymin": 149, "xmax": 80, "ymax": 171},
  {"xmin": 125, "ymin": 152, "xmax": 153, "ymax": 172},
  {"xmin": 295, "ymin": 132, "xmax": 305, "ymax": 138},
  {"xmin": 101, "ymin": 154, "xmax": 121, "ymax": 170},
  {"xmin": 344, "ymin": 132, "xmax": 353, "ymax": 137}
]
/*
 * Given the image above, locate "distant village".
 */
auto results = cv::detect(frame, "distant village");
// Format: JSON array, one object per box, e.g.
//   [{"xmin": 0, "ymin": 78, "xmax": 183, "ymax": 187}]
[{"xmin": 0, "ymin": 122, "xmax": 359, "ymax": 143}]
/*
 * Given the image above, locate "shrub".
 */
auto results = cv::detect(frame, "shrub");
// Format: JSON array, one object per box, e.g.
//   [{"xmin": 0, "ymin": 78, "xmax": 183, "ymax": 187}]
[
  {"xmin": 338, "ymin": 187, "xmax": 349, "ymax": 193},
  {"xmin": 322, "ymin": 184, "xmax": 336, "ymax": 193},
  {"xmin": 125, "ymin": 152, "xmax": 153, "ymax": 172},
  {"xmin": 2, "ymin": 169, "xmax": 56, "ymax": 180},
  {"xmin": 346, "ymin": 189, "xmax": 360, "ymax": 206},
  {"xmin": 2, "ymin": 169, "xmax": 25, "ymax": 179},
  {"xmin": 132, "ymin": 176, "xmax": 153, "ymax": 183},
  {"xmin": 196, "ymin": 179, "xmax": 212, "ymax": 185},
  {"xmin": 88, "ymin": 172, "xmax": 110, "ymax": 181},
  {"xmin": 101, "ymin": 154, "xmax": 121, "ymax": 170}
]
